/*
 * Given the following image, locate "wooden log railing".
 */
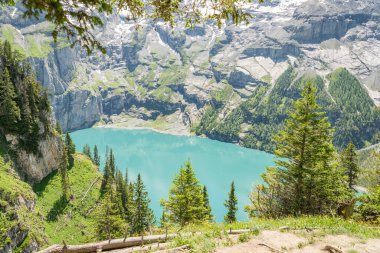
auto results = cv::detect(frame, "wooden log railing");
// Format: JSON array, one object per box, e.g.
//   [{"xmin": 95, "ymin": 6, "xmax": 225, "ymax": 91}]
[
  {"xmin": 38, "ymin": 234, "xmax": 178, "ymax": 253},
  {"xmin": 37, "ymin": 229, "xmax": 252, "ymax": 253}
]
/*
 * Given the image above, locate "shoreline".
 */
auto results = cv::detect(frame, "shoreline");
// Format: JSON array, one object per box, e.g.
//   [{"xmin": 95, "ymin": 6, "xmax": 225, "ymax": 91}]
[{"xmin": 94, "ymin": 124, "xmax": 194, "ymax": 137}]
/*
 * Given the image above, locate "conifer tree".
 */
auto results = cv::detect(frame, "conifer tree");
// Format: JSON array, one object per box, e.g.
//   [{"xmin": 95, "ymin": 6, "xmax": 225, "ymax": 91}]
[
  {"xmin": 59, "ymin": 145, "xmax": 70, "ymax": 201},
  {"xmin": 100, "ymin": 148, "xmax": 112, "ymax": 195},
  {"xmin": 202, "ymin": 186, "xmax": 213, "ymax": 222},
  {"xmin": 163, "ymin": 159, "xmax": 206, "ymax": 226},
  {"xmin": 109, "ymin": 149, "xmax": 116, "ymax": 178},
  {"xmin": 0, "ymin": 68, "xmax": 20, "ymax": 132},
  {"xmin": 96, "ymin": 184, "xmax": 125, "ymax": 241},
  {"xmin": 341, "ymin": 143, "xmax": 359, "ymax": 190},
  {"xmin": 115, "ymin": 170, "xmax": 128, "ymax": 217},
  {"xmin": 0, "ymin": 41, "xmax": 55, "ymax": 152},
  {"xmin": 26, "ymin": 77, "xmax": 39, "ymax": 119},
  {"xmin": 39, "ymin": 88, "xmax": 51, "ymax": 114},
  {"xmin": 224, "ymin": 181, "xmax": 238, "ymax": 224},
  {"xmin": 65, "ymin": 133, "xmax": 76, "ymax": 167},
  {"xmin": 131, "ymin": 174, "xmax": 153, "ymax": 235},
  {"xmin": 55, "ymin": 121, "xmax": 63, "ymax": 135},
  {"xmin": 82, "ymin": 144, "xmax": 92, "ymax": 160},
  {"xmin": 123, "ymin": 168, "xmax": 133, "ymax": 222},
  {"xmin": 93, "ymin": 145, "xmax": 100, "ymax": 166},
  {"xmin": 248, "ymin": 82, "xmax": 351, "ymax": 217}
]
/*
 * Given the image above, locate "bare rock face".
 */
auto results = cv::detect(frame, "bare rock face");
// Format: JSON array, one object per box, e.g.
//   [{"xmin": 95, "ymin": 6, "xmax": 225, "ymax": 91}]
[
  {"xmin": 1, "ymin": 0, "xmax": 380, "ymax": 133},
  {"xmin": 17, "ymin": 135, "xmax": 61, "ymax": 184},
  {"xmin": 32, "ymin": 47, "xmax": 77, "ymax": 95},
  {"xmin": 5, "ymin": 133, "xmax": 62, "ymax": 184},
  {"xmin": 53, "ymin": 89, "xmax": 102, "ymax": 131}
]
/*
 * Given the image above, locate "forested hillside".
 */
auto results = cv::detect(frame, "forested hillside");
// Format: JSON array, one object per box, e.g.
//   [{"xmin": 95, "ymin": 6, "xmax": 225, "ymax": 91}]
[
  {"xmin": 196, "ymin": 67, "xmax": 380, "ymax": 152},
  {"xmin": 0, "ymin": 41, "xmax": 63, "ymax": 252},
  {"xmin": 0, "ymin": 41, "xmax": 52, "ymax": 153}
]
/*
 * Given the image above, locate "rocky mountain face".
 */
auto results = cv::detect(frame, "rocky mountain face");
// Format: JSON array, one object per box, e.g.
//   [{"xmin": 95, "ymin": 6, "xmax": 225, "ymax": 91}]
[
  {"xmin": 0, "ymin": 0, "xmax": 379, "ymax": 140},
  {"xmin": 5, "ymin": 133, "xmax": 62, "ymax": 184}
]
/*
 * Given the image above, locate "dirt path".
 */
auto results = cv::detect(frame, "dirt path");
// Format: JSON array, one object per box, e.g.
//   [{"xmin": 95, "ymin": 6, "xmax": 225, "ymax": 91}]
[{"xmin": 215, "ymin": 231, "xmax": 380, "ymax": 253}]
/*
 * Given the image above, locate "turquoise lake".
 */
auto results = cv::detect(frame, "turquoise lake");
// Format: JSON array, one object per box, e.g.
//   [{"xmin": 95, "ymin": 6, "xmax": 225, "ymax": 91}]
[{"xmin": 71, "ymin": 128, "xmax": 276, "ymax": 222}]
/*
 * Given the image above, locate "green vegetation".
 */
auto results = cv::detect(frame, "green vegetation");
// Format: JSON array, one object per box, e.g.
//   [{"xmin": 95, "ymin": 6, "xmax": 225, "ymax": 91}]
[
  {"xmin": 340, "ymin": 143, "xmax": 359, "ymax": 190},
  {"xmin": 162, "ymin": 159, "xmax": 211, "ymax": 227},
  {"xmin": 196, "ymin": 67, "xmax": 380, "ymax": 152},
  {"xmin": 34, "ymin": 154, "xmax": 102, "ymax": 244},
  {"xmin": 130, "ymin": 174, "xmax": 154, "ymax": 235},
  {"xmin": 151, "ymin": 86, "xmax": 175, "ymax": 103},
  {"xmin": 202, "ymin": 186, "xmax": 213, "ymax": 222},
  {"xmin": 358, "ymin": 149, "xmax": 380, "ymax": 189},
  {"xmin": 25, "ymin": 35, "xmax": 53, "ymax": 58},
  {"xmin": 357, "ymin": 184, "xmax": 380, "ymax": 224},
  {"xmin": 328, "ymin": 68, "xmax": 380, "ymax": 148},
  {"xmin": 224, "ymin": 181, "xmax": 238, "ymax": 224},
  {"xmin": 195, "ymin": 83, "xmax": 241, "ymax": 141},
  {"xmin": 93, "ymin": 145, "xmax": 100, "ymax": 166},
  {"xmin": 1, "ymin": 24, "xmax": 70, "ymax": 58},
  {"xmin": 0, "ymin": 25, "xmax": 26, "ymax": 56},
  {"xmin": 0, "ymin": 156, "xmax": 44, "ymax": 251},
  {"xmin": 95, "ymin": 180, "xmax": 125, "ymax": 240},
  {"xmin": 59, "ymin": 145, "xmax": 70, "ymax": 202},
  {"xmin": 65, "ymin": 133, "xmax": 76, "ymax": 167},
  {"xmin": 248, "ymin": 216, "xmax": 380, "ymax": 239},
  {"xmin": 96, "ymin": 148, "xmax": 154, "ymax": 239},
  {"xmin": 247, "ymin": 83, "xmax": 351, "ymax": 218},
  {"xmin": 0, "ymin": 41, "xmax": 52, "ymax": 154}
]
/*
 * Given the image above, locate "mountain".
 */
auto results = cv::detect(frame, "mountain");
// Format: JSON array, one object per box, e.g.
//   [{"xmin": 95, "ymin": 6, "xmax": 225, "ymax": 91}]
[
  {"xmin": 196, "ymin": 67, "xmax": 380, "ymax": 151},
  {"xmin": 0, "ymin": 0, "xmax": 379, "ymax": 149}
]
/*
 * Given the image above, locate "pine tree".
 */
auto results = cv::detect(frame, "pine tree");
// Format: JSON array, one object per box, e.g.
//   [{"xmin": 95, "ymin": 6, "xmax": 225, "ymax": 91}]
[
  {"xmin": 55, "ymin": 121, "xmax": 63, "ymax": 135},
  {"xmin": 123, "ymin": 168, "xmax": 133, "ymax": 223},
  {"xmin": 96, "ymin": 185, "xmax": 125, "ymax": 241},
  {"xmin": 65, "ymin": 133, "xmax": 76, "ymax": 167},
  {"xmin": 341, "ymin": 143, "xmax": 359, "ymax": 190},
  {"xmin": 163, "ymin": 159, "xmax": 206, "ymax": 226},
  {"xmin": 109, "ymin": 149, "xmax": 116, "ymax": 178},
  {"xmin": 26, "ymin": 77, "xmax": 39, "ymax": 119},
  {"xmin": 93, "ymin": 145, "xmax": 100, "ymax": 166},
  {"xmin": 100, "ymin": 148, "xmax": 112, "ymax": 195},
  {"xmin": 224, "ymin": 181, "xmax": 238, "ymax": 224},
  {"xmin": 202, "ymin": 186, "xmax": 213, "ymax": 222},
  {"xmin": 59, "ymin": 145, "xmax": 70, "ymax": 201},
  {"xmin": 131, "ymin": 174, "xmax": 153, "ymax": 235},
  {"xmin": 248, "ymin": 82, "xmax": 351, "ymax": 217},
  {"xmin": 0, "ymin": 68, "xmax": 20, "ymax": 132},
  {"xmin": 82, "ymin": 144, "xmax": 92, "ymax": 160},
  {"xmin": 115, "ymin": 170, "xmax": 128, "ymax": 218}
]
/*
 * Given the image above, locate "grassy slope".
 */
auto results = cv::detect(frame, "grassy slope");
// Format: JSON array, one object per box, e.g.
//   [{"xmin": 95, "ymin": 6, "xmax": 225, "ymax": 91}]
[
  {"xmin": 0, "ymin": 136, "xmax": 45, "ymax": 250},
  {"xmin": 0, "ymin": 23, "xmax": 70, "ymax": 58},
  {"xmin": 34, "ymin": 154, "xmax": 102, "ymax": 245}
]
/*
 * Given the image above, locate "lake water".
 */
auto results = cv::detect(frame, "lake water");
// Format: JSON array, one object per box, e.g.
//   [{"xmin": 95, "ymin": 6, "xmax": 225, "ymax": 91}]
[{"xmin": 71, "ymin": 128, "xmax": 276, "ymax": 222}]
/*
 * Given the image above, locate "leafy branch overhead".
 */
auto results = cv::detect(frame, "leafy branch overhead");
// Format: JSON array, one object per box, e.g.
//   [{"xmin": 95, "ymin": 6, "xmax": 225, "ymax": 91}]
[{"xmin": 0, "ymin": 0, "xmax": 264, "ymax": 54}]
